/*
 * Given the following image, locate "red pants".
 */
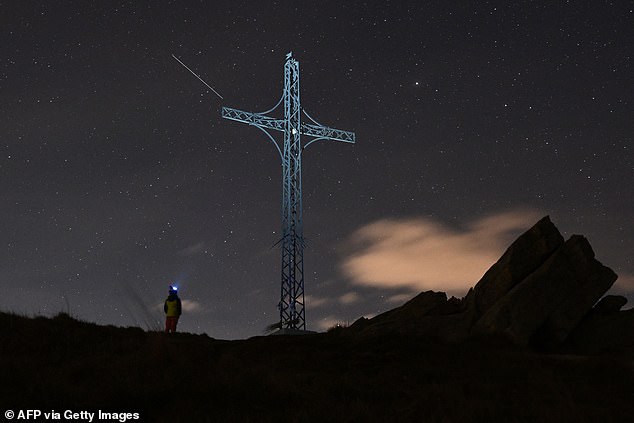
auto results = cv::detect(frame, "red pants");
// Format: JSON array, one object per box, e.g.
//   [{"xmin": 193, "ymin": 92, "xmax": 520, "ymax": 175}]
[{"xmin": 165, "ymin": 316, "xmax": 179, "ymax": 333}]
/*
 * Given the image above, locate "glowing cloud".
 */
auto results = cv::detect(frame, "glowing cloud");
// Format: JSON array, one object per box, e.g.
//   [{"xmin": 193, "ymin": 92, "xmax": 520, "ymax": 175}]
[
  {"xmin": 341, "ymin": 210, "xmax": 543, "ymax": 295},
  {"xmin": 315, "ymin": 316, "xmax": 349, "ymax": 331},
  {"xmin": 612, "ymin": 274, "xmax": 634, "ymax": 295},
  {"xmin": 154, "ymin": 299, "xmax": 204, "ymax": 313},
  {"xmin": 181, "ymin": 300, "xmax": 203, "ymax": 313},
  {"xmin": 338, "ymin": 292, "xmax": 360, "ymax": 305},
  {"xmin": 304, "ymin": 294, "xmax": 330, "ymax": 310}
]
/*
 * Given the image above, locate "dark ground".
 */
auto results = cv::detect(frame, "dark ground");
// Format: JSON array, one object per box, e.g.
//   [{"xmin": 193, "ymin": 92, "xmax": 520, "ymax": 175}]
[{"xmin": 2, "ymin": 311, "xmax": 633, "ymax": 423}]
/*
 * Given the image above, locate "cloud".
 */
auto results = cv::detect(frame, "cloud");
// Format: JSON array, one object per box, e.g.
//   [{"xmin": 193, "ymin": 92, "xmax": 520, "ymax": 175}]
[
  {"xmin": 341, "ymin": 209, "xmax": 543, "ymax": 295},
  {"xmin": 314, "ymin": 316, "xmax": 349, "ymax": 331},
  {"xmin": 305, "ymin": 292, "xmax": 361, "ymax": 310},
  {"xmin": 612, "ymin": 274, "xmax": 634, "ymax": 295},
  {"xmin": 181, "ymin": 300, "xmax": 203, "ymax": 313},
  {"xmin": 338, "ymin": 292, "xmax": 360, "ymax": 305},
  {"xmin": 177, "ymin": 242, "xmax": 206, "ymax": 256},
  {"xmin": 154, "ymin": 299, "xmax": 204, "ymax": 313},
  {"xmin": 607, "ymin": 274, "xmax": 634, "ymax": 310},
  {"xmin": 304, "ymin": 294, "xmax": 330, "ymax": 310},
  {"xmin": 386, "ymin": 293, "xmax": 415, "ymax": 304}
]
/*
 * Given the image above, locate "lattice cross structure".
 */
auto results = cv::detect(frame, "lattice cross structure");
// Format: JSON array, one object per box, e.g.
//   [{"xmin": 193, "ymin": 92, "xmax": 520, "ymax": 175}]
[{"xmin": 221, "ymin": 52, "xmax": 355, "ymax": 330}]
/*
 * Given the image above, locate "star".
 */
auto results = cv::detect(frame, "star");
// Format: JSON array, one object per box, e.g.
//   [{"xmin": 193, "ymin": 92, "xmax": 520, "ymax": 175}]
[{"xmin": 0, "ymin": 1, "xmax": 630, "ymax": 339}]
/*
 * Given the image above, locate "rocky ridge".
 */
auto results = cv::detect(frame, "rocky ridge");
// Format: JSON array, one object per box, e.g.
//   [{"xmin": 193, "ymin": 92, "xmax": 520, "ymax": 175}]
[{"xmin": 349, "ymin": 216, "xmax": 632, "ymax": 352}]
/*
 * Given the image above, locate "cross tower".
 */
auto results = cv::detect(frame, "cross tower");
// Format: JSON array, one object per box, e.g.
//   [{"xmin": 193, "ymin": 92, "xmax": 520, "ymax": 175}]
[{"xmin": 221, "ymin": 53, "xmax": 355, "ymax": 330}]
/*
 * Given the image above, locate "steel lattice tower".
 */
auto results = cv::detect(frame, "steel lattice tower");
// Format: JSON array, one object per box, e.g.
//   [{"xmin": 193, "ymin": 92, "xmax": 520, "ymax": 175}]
[{"xmin": 221, "ymin": 52, "xmax": 355, "ymax": 330}]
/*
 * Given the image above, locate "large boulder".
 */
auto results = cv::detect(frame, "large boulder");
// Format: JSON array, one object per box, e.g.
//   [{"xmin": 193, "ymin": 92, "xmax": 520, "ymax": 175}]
[
  {"xmin": 472, "ymin": 235, "xmax": 617, "ymax": 346},
  {"xmin": 469, "ymin": 216, "xmax": 564, "ymax": 317}
]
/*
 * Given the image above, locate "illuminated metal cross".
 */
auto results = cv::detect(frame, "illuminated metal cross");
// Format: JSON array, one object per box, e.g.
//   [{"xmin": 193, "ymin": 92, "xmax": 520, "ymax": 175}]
[{"xmin": 221, "ymin": 52, "xmax": 355, "ymax": 330}]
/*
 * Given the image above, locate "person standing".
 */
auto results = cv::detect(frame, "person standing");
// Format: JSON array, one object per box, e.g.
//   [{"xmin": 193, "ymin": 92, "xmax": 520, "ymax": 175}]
[{"xmin": 164, "ymin": 285, "xmax": 182, "ymax": 333}]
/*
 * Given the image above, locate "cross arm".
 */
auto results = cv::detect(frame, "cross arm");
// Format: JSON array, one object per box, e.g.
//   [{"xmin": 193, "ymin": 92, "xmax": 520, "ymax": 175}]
[
  {"xmin": 300, "ymin": 123, "xmax": 356, "ymax": 144},
  {"xmin": 221, "ymin": 107, "xmax": 285, "ymax": 132}
]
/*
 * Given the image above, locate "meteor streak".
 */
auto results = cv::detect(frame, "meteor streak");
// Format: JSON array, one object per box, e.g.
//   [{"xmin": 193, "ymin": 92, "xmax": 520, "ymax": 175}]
[{"xmin": 172, "ymin": 54, "xmax": 224, "ymax": 100}]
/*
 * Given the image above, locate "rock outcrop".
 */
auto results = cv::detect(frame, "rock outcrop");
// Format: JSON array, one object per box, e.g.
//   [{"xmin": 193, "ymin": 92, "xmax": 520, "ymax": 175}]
[
  {"xmin": 469, "ymin": 216, "xmax": 564, "ymax": 317},
  {"xmin": 349, "ymin": 291, "xmax": 471, "ymax": 341},
  {"xmin": 349, "ymin": 216, "xmax": 625, "ymax": 351},
  {"xmin": 472, "ymin": 234, "xmax": 617, "ymax": 346}
]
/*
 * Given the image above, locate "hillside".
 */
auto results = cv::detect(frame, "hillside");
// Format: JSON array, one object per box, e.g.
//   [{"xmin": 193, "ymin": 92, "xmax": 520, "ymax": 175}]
[
  {"xmin": 2, "ymin": 311, "xmax": 634, "ymax": 423},
  {"xmin": 2, "ymin": 216, "xmax": 634, "ymax": 422}
]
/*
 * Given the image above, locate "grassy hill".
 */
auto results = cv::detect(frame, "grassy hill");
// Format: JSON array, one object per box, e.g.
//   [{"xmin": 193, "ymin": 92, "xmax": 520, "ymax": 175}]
[{"xmin": 2, "ymin": 311, "xmax": 633, "ymax": 422}]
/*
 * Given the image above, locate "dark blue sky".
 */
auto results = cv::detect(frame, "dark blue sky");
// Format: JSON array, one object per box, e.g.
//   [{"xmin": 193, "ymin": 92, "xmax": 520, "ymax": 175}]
[{"xmin": 1, "ymin": 1, "xmax": 632, "ymax": 338}]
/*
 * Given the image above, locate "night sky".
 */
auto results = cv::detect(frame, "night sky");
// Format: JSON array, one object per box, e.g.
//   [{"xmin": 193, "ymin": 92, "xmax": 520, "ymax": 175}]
[{"xmin": 2, "ymin": 1, "xmax": 632, "ymax": 339}]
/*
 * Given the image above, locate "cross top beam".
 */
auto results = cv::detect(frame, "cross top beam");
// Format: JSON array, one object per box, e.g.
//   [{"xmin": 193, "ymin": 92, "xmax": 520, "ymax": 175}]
[{"xmin": 221, "ymin": 52, "xmax": 356, "ymax": 331}]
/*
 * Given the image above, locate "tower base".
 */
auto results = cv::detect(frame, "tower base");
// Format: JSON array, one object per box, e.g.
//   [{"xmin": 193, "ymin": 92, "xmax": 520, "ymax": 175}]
[{"xmin": 269, "ymin": 328, "xmax": 317, "ymax": 336}]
